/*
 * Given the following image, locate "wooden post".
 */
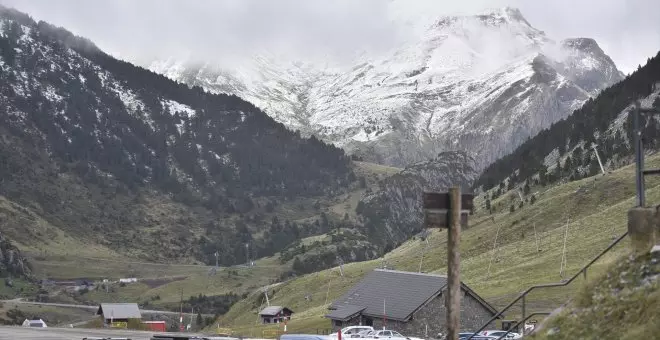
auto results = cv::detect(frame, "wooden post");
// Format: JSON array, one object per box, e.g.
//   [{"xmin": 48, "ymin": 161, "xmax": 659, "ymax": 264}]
[
  {"xmin": 447, "ymin": 187, "xmax": 461, "ymax": 340},
  {"xmin": 423, "ymin": 189, "xmax": 472, "ymax": 340}
]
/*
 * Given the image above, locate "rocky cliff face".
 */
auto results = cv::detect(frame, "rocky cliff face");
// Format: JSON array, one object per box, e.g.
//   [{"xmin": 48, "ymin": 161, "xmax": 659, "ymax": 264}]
[
  {"xmin": 0, "ymin": 233, "xmax": 31, "ymax": 279},
  {"xmin": 357, "ymin": 151, "xmax": 477, "ymax": 247},
  {"xmin": 150, "ymin": 7, "xmax": 622, "ymax": 169}
]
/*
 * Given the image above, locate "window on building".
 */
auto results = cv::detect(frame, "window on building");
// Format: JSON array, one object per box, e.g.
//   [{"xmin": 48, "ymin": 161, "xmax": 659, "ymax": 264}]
[
  {"xmin": 364, "ymin": 318, "xmax": 373, "ymax": 326},
  {"xmin": 334, "ymin": 320, "xmax": 342, "ymax": 327}
]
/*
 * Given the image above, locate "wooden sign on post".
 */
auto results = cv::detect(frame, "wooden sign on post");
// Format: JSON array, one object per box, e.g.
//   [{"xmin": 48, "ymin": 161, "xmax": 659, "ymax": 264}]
[
  {"xmin": 422, "ymin": 192, "xmax": 473, "ymax": 229},
  {"xmin": 423, "ymin": 189, "xmax": 473, "ymax": 340}
]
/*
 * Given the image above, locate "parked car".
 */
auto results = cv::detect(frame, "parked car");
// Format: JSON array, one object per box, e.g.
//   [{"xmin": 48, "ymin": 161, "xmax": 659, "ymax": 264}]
[
  {"xmin": 357, "ymin": 330, "xmax": 375, "ymax": 338},
  {"xmin": 479, "ymin": 330, "xmax": 522, "ymax": 339},
  {"xmin": 329, "ymin": 326, "xmax": 375, "ymax": 339},
  {"xmin": 457, "ymin": 334, "xmax": 498, "ymax": 340},
  {"xmin": 362, "ymin": 329, "xmax": 424, "ymax": 340},
  {"xmin": 281, "ymin": 334, "xmax": 334, "ymax": 340}
]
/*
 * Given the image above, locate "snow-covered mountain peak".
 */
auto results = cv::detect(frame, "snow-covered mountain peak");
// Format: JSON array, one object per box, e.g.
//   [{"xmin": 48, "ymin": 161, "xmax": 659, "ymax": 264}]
[
  {"xmin": 561, "ymin": 38, "xmax": 603, "ymax": 54},
  {"xmin": 149, "ymin": 7, "xmax": 623, "ymax": 170},
  {"xmin": 477, "ymin": 7, "xmax": 530, "ymax": 24},
  {"xmin": 434, "ymin": 6, "xmax": 538, "ymax": 34}
]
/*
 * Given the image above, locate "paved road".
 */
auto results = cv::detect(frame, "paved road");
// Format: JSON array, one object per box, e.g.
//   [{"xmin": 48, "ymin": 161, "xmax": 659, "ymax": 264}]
[
  {"xmin": 3, "ymin": 300, "xmax": 211, "ymax": 317},
  {"xmin": 0, "ymin": 326, "xmax": 240, "ymax": 340},
  {"xmin": 0, "ymin": 326, "xmax": 156, "ymax": 339}
]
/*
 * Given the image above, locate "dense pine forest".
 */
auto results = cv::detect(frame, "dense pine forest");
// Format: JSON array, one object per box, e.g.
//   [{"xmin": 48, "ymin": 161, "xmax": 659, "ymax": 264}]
[{"xmin": 0, "ymin": 6, "xmax": 354, "ymax": 264}]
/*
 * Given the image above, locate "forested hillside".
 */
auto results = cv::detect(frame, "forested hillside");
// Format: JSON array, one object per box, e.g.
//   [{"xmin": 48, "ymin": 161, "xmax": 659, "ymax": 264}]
[
  {"xmin": 0, "ymin": 6, "xmax": 353, "ymax": 264},
  {"xmin": 476, "ymin": 51, "xmax": 660, "ymax": 195}
]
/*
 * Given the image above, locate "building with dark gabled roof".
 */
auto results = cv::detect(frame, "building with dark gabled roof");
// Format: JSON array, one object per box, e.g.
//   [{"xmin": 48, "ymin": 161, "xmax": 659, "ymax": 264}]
[
  {"xmin": 96, "ymin": 303, "xmax": 141, "ymax": 326},
  {"xmin": 325, "ymin": 269, "xmax": 500, "ymax": 337},
  {"xmin": 259, "ymin": 306, "xmax": 294, "ymax": 324}
]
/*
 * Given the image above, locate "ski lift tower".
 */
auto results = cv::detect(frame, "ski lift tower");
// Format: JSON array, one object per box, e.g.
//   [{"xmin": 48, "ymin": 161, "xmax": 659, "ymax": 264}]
[{"xmin": 591, "ymin": 144, "xmax": 606, "ymax": 175}]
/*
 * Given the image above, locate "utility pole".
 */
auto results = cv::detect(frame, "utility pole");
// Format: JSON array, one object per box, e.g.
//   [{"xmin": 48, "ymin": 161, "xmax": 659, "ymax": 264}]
[
  {"xmin": 634, "ymin": 101, "xmax": 645, "ymax": 207},
  {"xmin": 245, "ymin": 243, "xmax": 250, "ymax": 267},
  {"xmin": 560, "ymin": 218, "xmax": 570, "ymax": 278},
  {"xmin": 179, "ymin": 287, "xmax": 184, "ymax": 332},
  {"xmin": 215, "ymin": 251, "xmax": 219, "ymax": 268},
  {"xmin": 533, "ymin": 223, "xmax": 540, "ymax": 253},
  {"xmin": 633, "ymin": 99, "xmax": 660, "ymax": 207}
]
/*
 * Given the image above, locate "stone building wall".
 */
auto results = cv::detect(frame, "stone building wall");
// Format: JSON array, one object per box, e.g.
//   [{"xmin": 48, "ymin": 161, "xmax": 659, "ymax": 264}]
[{"xmin": 330, "ymin": 289, "xmax": 497, "ymax": 338}]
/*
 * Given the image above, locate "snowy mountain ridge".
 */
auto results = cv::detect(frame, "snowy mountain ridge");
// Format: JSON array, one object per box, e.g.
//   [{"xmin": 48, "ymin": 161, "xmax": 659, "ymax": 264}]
[{"xmin": 150, "ymin": 7, "xmax": 623, "ymax": 169}]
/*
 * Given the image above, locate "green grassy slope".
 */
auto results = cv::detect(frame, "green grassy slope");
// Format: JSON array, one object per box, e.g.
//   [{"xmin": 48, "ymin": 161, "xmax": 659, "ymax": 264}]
[
  {"xmin": 528, "ymin": 250, "xmax": 660, "ymax": 340},
  {"xmin": 216, "ymin": 153, "xmax": 660, "ymax": 336},
  {"xmin": 0, "ymin": 301, "xmax": 96, "ymax": 326}
]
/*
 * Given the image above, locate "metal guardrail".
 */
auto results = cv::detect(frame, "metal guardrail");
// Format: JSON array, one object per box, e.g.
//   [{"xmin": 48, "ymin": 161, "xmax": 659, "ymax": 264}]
[{"xmin": 466, "ymin": 231, "xmax": 629, "ymax": 340}]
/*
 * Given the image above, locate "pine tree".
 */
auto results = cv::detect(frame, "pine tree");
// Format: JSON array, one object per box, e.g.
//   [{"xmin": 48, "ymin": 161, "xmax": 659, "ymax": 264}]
[
  {"xmin": 507, "ymin": 179, "xmax": 514, "ymax": 191},
  {"xmin": 292, "ymin": 257, "xmax": 304, "ymax": 274},
  {"xmin": 563, "ymin": 155, "xmax": 572, "ymax": 173},
  {"xmin": 539, "ymin": 164, "xmax": 548, "ymax": 186},
  {"xmin": 196, "ymin": 312, "xmax": 203, "ymax": 327},
  {"xmin": 509, "ymin": 204, "xmax": 515, "ymax": 213},
  {"xmin": 530, "ymin": 194, "xmax": 537, "ymax": 205},
  {"xmin": 523, "ymin": 182, "xmax": 531, "ymax": 195},
  {"xmin": 589, "ymin": 157, "xmax": 601, "ymax": 176}
]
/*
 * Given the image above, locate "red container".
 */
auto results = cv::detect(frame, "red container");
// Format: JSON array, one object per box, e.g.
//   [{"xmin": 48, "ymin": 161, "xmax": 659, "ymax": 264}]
[{"xmin": 142, "ymin": 321, "xmax": 167, "ymax": 332}]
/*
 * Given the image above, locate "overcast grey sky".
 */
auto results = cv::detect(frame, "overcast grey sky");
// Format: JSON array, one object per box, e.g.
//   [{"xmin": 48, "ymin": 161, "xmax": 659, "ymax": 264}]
[{"xmin": 1, "ymin": 0, "xmax": 658, "ymax": 73}]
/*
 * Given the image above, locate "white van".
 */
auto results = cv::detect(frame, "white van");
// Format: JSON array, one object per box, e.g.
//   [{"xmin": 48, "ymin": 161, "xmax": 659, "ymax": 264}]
[{"xmin": 329, "ymin": 326, "xmax": 375, "ymax": 339}]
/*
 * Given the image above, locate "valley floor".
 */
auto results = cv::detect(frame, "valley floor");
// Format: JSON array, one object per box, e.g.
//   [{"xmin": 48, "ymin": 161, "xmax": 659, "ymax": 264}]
[{"xmin": 8, "ymin": 154, "xmax": 660, "ymax": 336}]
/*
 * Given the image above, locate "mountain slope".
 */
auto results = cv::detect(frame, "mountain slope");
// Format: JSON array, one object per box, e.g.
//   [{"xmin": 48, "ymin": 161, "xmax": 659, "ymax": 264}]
[
  {"xmin": 0, "ymin": 6, "xmax": 478, "ymax": 273},
  {"xmin": 218, "ymin": 153, "xmax": 660, "ymax": 335},
  {"xmin": 150, "ymin": 7, "xmax": 622, "ymax": 169},
  {"xmin": 475, "ymin": 51, "xmax": 660, "ymax": 194},
  {"xmin": 357, "ymin": 151, "xmax": 477, "ymax": 250},
  {"xmin": 529, "ymin": 250, "xmax": 660, "ymax": 339},
  {"xmin": 0, "ymin": 6, "xmax": 354, "ymax": 264}
]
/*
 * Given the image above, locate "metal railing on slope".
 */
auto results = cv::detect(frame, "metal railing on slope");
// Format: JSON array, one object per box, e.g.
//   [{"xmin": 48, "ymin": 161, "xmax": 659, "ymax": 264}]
[
  {"xmin": 493, "ymin": 312, "xmax": 552, "ymax": 340},
  {"xmin": 466, "ymin": 231, "xmax": 629, "ymax": 340}
]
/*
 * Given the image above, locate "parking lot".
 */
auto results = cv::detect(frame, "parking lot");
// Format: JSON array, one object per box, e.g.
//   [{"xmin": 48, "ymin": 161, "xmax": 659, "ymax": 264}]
[{"xmin": 0, "ymin": 326, "xmax": 155, "ymax": 340}]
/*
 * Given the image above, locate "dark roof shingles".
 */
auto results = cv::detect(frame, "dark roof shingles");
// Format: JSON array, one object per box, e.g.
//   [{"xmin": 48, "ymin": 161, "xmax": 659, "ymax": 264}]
[
  {"xmin": 330, "ymin": 269, "xmax": 447, "ymax": 321},
  {"xmin": 325, "ymin": 304, "xmax": 366, "ymax": 321}
]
